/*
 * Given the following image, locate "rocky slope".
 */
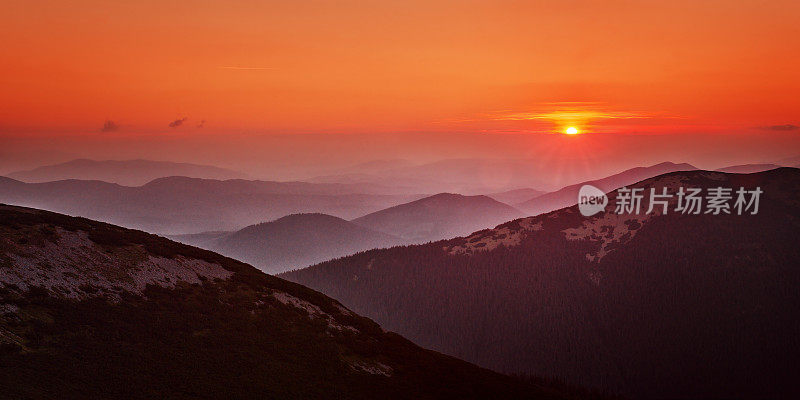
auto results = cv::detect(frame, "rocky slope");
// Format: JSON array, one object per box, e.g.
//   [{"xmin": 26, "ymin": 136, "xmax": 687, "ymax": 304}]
[{"xmin": 0, "ymin": 204, "xmax": 568, "ymax": 399}]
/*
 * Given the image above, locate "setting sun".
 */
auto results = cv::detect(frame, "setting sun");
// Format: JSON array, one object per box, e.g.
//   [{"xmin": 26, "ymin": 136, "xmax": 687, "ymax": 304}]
[{"xmin": 565, "ymin": 127, "xmax": 579, "ymax": 135}]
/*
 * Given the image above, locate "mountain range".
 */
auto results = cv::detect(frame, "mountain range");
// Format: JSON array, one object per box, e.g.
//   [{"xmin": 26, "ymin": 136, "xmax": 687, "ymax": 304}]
[
  {"xmin": 515, "ymin": 162, "xmax": 697, "ymax": 216},
  {"xmin": 486, "ymin": 188, "xmax": 546, "ymax": 205},
  {"xmin": 6, "ymin": 159, "xmax": 249, "ymax": 186},
  {"xmin": 351, "ymin": 193, "xmax": 525, "ymax": 244},
  {"xmin": 173, "ymin": 214, "xmax": 402, "ymax": 274},
  {"xmin": 0, "ymin": 204, "xmax": 572, "ymax": 399},
  {"xmin": 306, "ymin": 158, "xmax": 611, "ymax": 194},
  {"xmin": 173, "ymin": 193, "xmax": 526, "ymax": 273},
  {"xmin": 0, "ymin": 176, "xmax": 423, "ymax": 234},
  {"xmin": 283, "ymin": 168, "xmax": 800, "ymax": 399}
]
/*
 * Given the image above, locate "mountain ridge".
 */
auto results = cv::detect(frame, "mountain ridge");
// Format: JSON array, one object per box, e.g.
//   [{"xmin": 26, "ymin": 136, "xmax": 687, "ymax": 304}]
[
  {"xmin": 283, "ymin": 168, "xmax": 800, "ymax": 399},
  {"xmin": 174, "ymin": 213, "xmax": 403, "ymax": 274},
  {"xmin": 0, "ymin": 178, "xmax": 424, "ymax": 234},
  {"xmin": 351, "ymin": 193, "xmax": 525, "ymax": 243},
  {"xmin": 0, "ymin": 203, "xmax": 569, "ymax": 399},
  {"xmin": 6, "ymin": 159, "xmax": 248, "ymax": 186},
  {"xmin": 515, "ymin": 162, "xmax": 697, "ymax": 216}
]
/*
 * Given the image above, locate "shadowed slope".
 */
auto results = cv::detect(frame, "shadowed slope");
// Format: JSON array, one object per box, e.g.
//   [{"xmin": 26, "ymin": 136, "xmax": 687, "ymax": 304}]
[
  {"xmin": 284, "ymin": 168, "xmax": 800, "ymax": 399},
  {"xmin": 0, "ymin": 204, "xmax": 569, "ymax": 400}
]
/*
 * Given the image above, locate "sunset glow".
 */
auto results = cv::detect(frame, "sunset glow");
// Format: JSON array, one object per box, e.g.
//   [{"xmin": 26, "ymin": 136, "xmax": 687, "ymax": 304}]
[
  {"xmin": 1, "ymin": 1, "xmax": 799, "ymax": 180},
  {"xmin": 1, "ymin": 3, "xmax": 800, "ymax": 398},
  {"xmin": 1, "ymin": 1, "xmax": 799, "ymax": 137}
]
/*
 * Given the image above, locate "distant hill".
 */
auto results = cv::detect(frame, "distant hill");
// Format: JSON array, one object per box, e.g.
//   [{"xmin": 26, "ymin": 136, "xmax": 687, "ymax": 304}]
[
  {"xmin": 308, "ymin": 158, "xmax": 563, "ymax": 195},
  {"xmin": 0, "ymin": 204, "xmax": 567, "ymax": 399},
  {"xmin": 169, "ymin": 230, "xmax": 231, "ymax": 248},
  {"xmin": 516, "ymin": 162, "xmax": 697, "ymax": 216},
  {"xmin": 284, "ymin": 168, "xmax": 800, "ymax": 399},
  {"xmin": 6, "ymin": 159, "xmax": 248, "ymax": 186},
  {"xmin": 349, "ymin": 159, "xmax": 416, "ymax": 173},
  {"xmin": 775, "ymin": 155, "xmax": 800, "ymax": 166},
  {"xmin": 174, "ymin": 214, "xmax": 402, "ymax": 274},
  {"xmin": 309, "ymin": 158, "xmax": 683, "ymax": 196},
  {"xmin": 486, "ymin": 188, "xmax": 546, "ymax": 205},
  {"xmin": 352, "ymin": 193, "xmax": 525, "ymax": 243},
  {"xmin": 0, "ymin": 176, "xmax": 423, "ymax": 234},
  {"xmin": 716, "ymin": 163, "xmax": 781, "ymax": 173}
]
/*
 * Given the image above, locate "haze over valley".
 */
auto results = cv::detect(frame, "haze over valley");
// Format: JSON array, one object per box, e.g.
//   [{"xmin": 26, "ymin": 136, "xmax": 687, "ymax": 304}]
[{"xmin": 3, "ymin": 0, "xmax": 800, "ymax": 397}]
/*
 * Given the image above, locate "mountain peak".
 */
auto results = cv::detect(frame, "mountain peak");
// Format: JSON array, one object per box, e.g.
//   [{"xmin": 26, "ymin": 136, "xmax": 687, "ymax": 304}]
[
  {"xmin": 352, "ymin": 192, "xmax": 524, "ymax": 243},
  {"xmin": 516, "ymin": 161, "xmax": 699, "ymax": 216},
  {"xmin": 179, "ymin": 213, "xmax": 403, "ymax": 274}
]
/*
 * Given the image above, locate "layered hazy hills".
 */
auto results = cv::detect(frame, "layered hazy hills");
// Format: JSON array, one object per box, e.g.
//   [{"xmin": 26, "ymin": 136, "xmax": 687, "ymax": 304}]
[
  {"xmin": 173, "ymin": 214, "xmax": 402, "ymax": 274},
  {"xmin": 172, "ymin": 194, "xmax": 524, "ymax": 273},
  {"xmin": 6, "ymin": 159, "xmax": 248, "ymax": 186},
  {"xmin": 142, "ymin": 175, "xmax": 413, "ymax": 196},
  {"xmin": 0, "ymin": 204, "xmax": 570, "ymax": 399},
  {"xmin": 352, "ymin": 193, "xmax": 525, "ymax": 243},
  {"xmin": 486, "ymin": 188, "xmax": 546, "ymax": 205},
  {"xmin": 308, "ymin": 158, "xmax": 572, "ymax": 194},
  {"xmin": 283, "ymin": 168, "xmax": 800, "ymax": 399},
  {"xmin": 515, "ymin": 162, "xmax": 697, "ymax": 216},
  {"xmin": 312, "ymin": 158, "xmax": 696, "ymax": 195},
  {"xmin": 0, "ymin": 176, "xmax": 423, "ymax": 234}
]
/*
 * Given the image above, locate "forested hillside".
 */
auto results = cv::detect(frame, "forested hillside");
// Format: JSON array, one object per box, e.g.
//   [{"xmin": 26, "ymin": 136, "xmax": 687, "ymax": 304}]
[{"xmin": 284, "ymin": 168, "xmax": 800, "ymax": 399}]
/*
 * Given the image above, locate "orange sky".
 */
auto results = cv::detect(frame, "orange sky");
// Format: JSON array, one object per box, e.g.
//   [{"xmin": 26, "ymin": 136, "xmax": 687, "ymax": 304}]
[{"xmin": 2, "ymin": 0, "xmax": 799, "ymax": 136}]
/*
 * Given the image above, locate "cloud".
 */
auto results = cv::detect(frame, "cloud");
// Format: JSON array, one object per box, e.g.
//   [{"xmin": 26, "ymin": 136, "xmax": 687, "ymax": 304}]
[
  {"xmin": 219, "ymin": 66, "xmax": 277, "ymax": 70},
  {"xmin": 494, "ymin": 110, "xmax": 650, "ymax": 121},
  {"xmin": 100, "ymin": 120, "xmax": 119, "ymax": 132},
  {"xmin": 758, "ymin": 124, "xmax": 798, "ymax": 131},
  {"xmin": 168, "ymin": 117, "xmax": 188, "ymax": 128}
]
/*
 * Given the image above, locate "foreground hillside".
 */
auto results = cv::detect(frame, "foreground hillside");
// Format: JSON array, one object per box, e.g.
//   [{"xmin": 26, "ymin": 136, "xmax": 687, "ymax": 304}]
[
  {"xmin": 0, "ymin": 205, "xmax": 568, "ymax": 399},
  {"xmin": 284, "ymin": 168, "xmax": 800, "ymax": 399},
  {"xmin": 174, "ymin": 213, "xmax": 402, "ymax": 274}
]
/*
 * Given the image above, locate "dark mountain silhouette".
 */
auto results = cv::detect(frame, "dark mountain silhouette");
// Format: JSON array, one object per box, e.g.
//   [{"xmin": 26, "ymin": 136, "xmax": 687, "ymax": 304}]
[
  {"xmin": 6, "ymin": 159, "xmax": 248, "ymax": 186},
  {"xmin": 487, "ymin": 188, "xmax": 546, "ymax": 205},
  {"xmin": 716, "ymin": 163, "xmax": 781, "ymax": 173},
  {"xmin": 516, "ymin": 162, "xmax": 697, "ymax": 216},
  {"xmin": 352, "ymin": 193, "xmax": 525, "ymax": 243},
  {"xmin": 0, "ymin": 204, "xmax": 571, "ymax": 399},
  {"xmin": 173, "ymin": 214, "xmax": 402, "ymax": 274},
  {"xmin": 284, "ymin": 168, "xmax": 800, "ymax": 399},
  {"xmin": 0, "ymin": 176, "xmax": 423, "ymax": 234}
]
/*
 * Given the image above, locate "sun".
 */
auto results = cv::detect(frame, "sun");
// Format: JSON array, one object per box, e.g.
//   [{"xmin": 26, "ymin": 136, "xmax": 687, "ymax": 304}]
[{"xmin": 565, "ymin": 126, "xmax": 579, "ymax": 135}]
